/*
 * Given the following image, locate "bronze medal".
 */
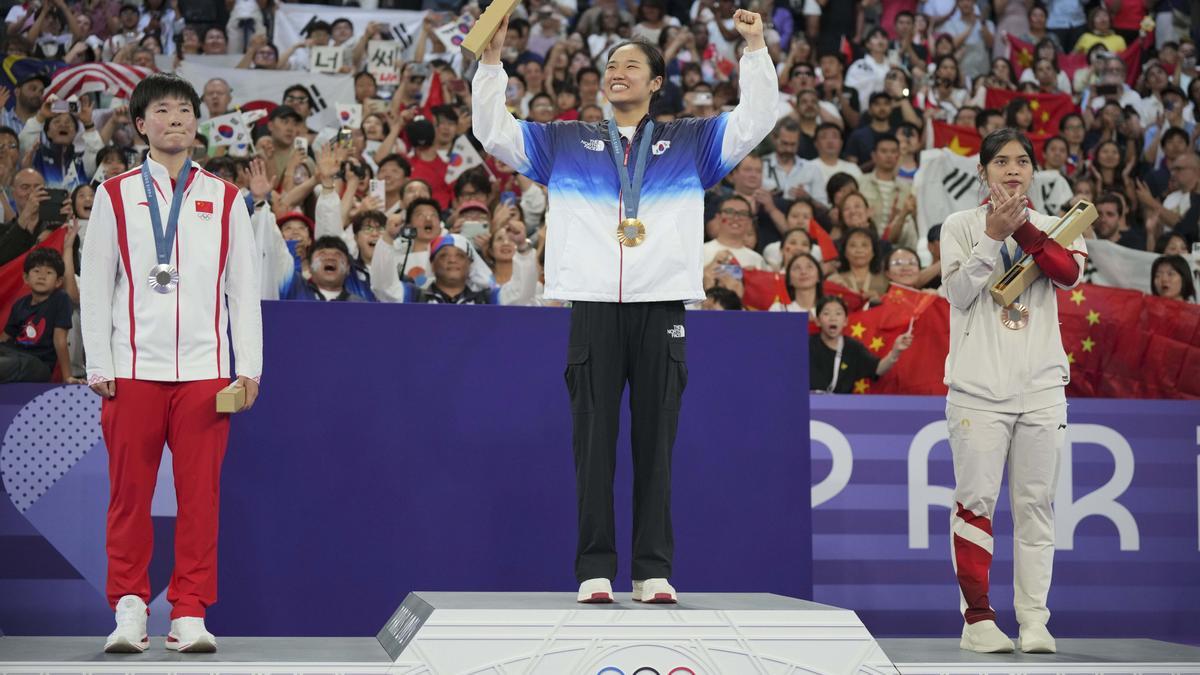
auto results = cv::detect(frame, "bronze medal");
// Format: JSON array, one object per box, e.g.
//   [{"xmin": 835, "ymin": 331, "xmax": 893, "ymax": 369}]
[
  {"xmin": 1000, "ymin": 302, "xmax": 1029, "ymax": 330},
  {"xmin": 617, "ymin": 218, "xmax": 646, "ymax": 247}
]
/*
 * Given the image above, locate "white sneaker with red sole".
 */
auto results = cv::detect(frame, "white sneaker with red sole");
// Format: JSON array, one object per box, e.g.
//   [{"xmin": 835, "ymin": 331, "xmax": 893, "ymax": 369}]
[
  {"xmin": 103, "ymin": 595, "xmax": 149, "ymax": 653},
  {"xmin": 165, "ymin": 617, "xmax": 217, "ymax": 653},
  {"xmin": 577, "ymin": 578, "xmax": 614, "ymax": 603},
  {"xmin": 633, "ymin": 579, "xmax": 677, "ymax": 603}
]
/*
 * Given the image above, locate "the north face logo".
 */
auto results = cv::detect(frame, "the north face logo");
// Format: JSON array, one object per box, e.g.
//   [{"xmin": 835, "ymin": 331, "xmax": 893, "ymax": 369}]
[
  {"xmin": 667, "ymin": 325, "xmax": 685, "ymax": 339},
  {"xmin": 581, "ymin": 139, "xmax": 604, "ymax": 151}
]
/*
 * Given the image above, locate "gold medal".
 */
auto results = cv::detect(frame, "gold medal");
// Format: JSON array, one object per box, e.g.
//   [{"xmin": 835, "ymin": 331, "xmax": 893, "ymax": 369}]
[
  {"xmin": 1000, "ymin": 302, "xmax": 1029, "ymax": 330},
  {"xmin": 617, "ymin": 218, "xmax": 646, "ymax": 247}
]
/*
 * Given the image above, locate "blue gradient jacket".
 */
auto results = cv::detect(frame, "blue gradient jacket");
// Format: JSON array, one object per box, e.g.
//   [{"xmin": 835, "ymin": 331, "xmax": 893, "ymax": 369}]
[{"xmin": 472, "ymin": 48, "xmax": 778, "ymax": 303}]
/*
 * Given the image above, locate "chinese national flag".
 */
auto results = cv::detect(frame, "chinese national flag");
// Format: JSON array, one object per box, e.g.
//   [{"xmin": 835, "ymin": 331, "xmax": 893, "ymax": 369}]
[
  {"xmin": 822, "ymin": 280, "xmax": 868, "ymax": 314},
  {"xmin": 931, "ymin": 121, "xmax": 981, "ymax": 156},
  {"xmin": 1007, "ymin": 34, "xmax": 1037, "ymax": 77},
  {"xmin": 1007, "ymin": 32, "xmax": 1090, "ymax": 82},
  {"xmin": 741, "ymin": 269, "xmax": 790, "ymax": 310},
  {"xmin": 984, "ymin": 88, "xmax": 1076, "ymax": 136},
  {"xmin": 843, "ymin": 287, "xmax": 951, "ymax": 395},
  {"xmin": 1058, "ymin": 283, "xmax": 1200, "ymax": 399}
]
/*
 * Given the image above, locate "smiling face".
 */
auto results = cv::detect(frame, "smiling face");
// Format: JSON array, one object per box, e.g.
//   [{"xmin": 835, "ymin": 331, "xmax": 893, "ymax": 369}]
[
  {"xmin": 983, "ymin": 139, "xmax": 1033, "ymax": 196},
  {"xmin": 203, "ymin": 28, "xmax": 227, "ymax": 54},
  {"xmin": 73, "ymin": 184, "xmax": 94, "ymax": 219},
  {"xmin": 718, "ymin": 198, "xmax": 752, "ymax": 240},
  {"xmin": 136, "ymin": 95, "xmax": 197, "ymax": 154},
  {"xmin": 490, "ymin": 229, "xmax": 518, "ymax": 263},
  {"xmin": 604, "ymin": 44, "xmax": 662, "ymax": 107},
  {"xmin": 355, "ymin": 219, "xmax": 383, "ymax": 263},
  {"xmin": 279, "ymin": 219, "xmax": 311, "ymax": 244},
  {"xmin": 886, "ymin": 248, "xmax": 920, "ymax": 286},
  {"xmin": 362, "ymin": 114, "xmax": 385, "ymax": 141},
  {"xmin": 840, "ymin": 195, "xmax": 870, "ymax": 229}
]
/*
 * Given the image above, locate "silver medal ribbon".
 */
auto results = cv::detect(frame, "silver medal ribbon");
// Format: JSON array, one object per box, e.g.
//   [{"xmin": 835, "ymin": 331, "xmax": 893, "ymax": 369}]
[{"xmin": 141, "ymin": 158, "xmax": 191, "ymax": 293}]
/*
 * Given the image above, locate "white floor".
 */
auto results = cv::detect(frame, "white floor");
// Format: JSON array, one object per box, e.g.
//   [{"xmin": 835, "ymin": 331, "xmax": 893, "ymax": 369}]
[{"xmin": 2, "ymin": 636, "xmax": 1200, "ymax": 675}]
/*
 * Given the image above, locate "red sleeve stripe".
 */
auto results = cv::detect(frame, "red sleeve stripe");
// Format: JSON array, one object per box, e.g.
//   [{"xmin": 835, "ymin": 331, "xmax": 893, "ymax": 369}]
[
  {"xmin": 215, "ymin": 180, "xmax": 236, "ymax": 378},
  {"xmin": 105, "ymin": 172, "xmax": 138, "ymax": 378}
]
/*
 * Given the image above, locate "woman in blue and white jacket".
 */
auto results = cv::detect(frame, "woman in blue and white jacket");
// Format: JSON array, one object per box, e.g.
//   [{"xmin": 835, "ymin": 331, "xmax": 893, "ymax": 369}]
[{"xmin": 473, "ymin": 11, "xmax": 777, "ymax": 605}]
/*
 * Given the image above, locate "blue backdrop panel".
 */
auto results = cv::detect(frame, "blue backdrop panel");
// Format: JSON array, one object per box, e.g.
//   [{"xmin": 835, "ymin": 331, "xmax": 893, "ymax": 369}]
[{"xmin": 0, "ymin": 302, "xmax": 813, "ymax": 636}]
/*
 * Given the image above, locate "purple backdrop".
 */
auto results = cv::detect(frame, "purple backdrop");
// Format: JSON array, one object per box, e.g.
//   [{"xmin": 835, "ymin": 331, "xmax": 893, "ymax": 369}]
[
  {"xmin": 2, "ymin": 303, "xmax": 1197, "ymax": 642},
  {"xmin": 810, "ymin": 395, "xmax": 1200, "ymax": 644},
  {"xmin": 0, "ymin": 302, "xmax": 812, "ymax": 636}
]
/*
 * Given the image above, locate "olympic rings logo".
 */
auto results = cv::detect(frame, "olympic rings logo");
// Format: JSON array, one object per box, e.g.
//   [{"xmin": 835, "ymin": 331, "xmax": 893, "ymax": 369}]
[{"xmin": 592, "ymin": 662, "xmax": 696, "ymax": 667}]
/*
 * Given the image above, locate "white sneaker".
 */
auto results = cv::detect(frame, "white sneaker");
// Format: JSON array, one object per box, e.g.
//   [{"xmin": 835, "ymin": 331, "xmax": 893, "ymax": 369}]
[
  {"xmin": 577, "ymin": 578, "xmax": 614, "ymax": 603},
  {"xmin": 165, "ymin": 617, "xmax": 217, "ymax": 653},
  {"xmin": 103, "ymin": 595, "xmax": 149, "ymax": 653},
  {"xmin": 633, "ymin": 578, "xmax": 677, "ymax": 604},
  {"xmin": 960, "ymin": 620, "xmax": 1015, "ymax": 653},
  {"xmin": 1019, "ymin": 623, "xmax": 1057, "ymax": 653}
]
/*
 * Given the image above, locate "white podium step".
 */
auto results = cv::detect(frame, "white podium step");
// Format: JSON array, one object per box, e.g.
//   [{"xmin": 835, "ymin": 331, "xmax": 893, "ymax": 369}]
[{"xmin": 375, "ymin": 592, "xmax": 898, "ymax": 674}]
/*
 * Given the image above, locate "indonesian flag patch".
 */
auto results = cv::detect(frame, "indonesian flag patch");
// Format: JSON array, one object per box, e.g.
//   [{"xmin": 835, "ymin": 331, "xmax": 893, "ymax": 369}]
[{"xmin": 195, "ymin": 200, "xmax": 213, "ymax": 221}]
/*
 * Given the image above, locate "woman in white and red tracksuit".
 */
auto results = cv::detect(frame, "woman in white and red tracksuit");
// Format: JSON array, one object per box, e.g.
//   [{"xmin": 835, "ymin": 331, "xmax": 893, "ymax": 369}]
[
  {"xmin": 80, "ymin": 73, "xmax": 262, "ymax": 655},
  {"xmin": 940, "ymin": 128, "xmax": 1087, "ymax": 656}
]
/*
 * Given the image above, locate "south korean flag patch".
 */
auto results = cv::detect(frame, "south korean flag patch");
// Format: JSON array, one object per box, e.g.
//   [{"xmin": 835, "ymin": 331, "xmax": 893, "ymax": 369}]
[{"xmin": 652, "ymin": 140, "xmax": 670, "ymax": 155}]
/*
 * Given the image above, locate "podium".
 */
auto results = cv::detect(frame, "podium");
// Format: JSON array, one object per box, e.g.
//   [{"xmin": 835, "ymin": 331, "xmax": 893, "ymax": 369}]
[{"xmin": 376, "ymin": 592, "xmax": 896, "ymax": 674}]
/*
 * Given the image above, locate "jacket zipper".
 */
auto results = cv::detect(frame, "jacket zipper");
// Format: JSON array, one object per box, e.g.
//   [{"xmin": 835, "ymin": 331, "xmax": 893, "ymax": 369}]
[{"xmin": 618, "ymin": 132, "xmax": 631, "ymax": 304}]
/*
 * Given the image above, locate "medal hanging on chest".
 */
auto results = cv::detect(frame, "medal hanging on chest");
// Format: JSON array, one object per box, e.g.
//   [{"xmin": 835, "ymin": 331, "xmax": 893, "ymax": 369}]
[
  {"xmin": 607, "ymin": 119, "xmax": 654, "ymax": 247},
  {"xmin": 997, "ymin": 238, "xmax": 1029, "ymax": 330},
  {"xmin": 141, "ymin": 158, "xmax": 191, "ymax": 294}
]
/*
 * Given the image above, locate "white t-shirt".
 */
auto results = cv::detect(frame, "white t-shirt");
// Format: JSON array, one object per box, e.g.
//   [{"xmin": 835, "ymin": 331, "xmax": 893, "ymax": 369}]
[
  {"xmin": 703, "ymin": 239, "xmax": 766, "ymax": 270},
  {"xmin": 797, "ymin": 158, "xmax": 863, "ymax": 207}
]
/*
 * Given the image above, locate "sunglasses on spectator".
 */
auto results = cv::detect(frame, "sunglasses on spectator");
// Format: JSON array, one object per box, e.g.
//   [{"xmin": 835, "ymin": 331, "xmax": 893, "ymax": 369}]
[
  {"xmin": 358, "ymin": 223, "xmax": 384, "ymax": 233},
  {"xmin": 284, "ymin": 95, "xmax": 309, "ymax": 103},
  {"xmin": 720, "ymin": 209, "xmax": 752, "ymax": 219}
]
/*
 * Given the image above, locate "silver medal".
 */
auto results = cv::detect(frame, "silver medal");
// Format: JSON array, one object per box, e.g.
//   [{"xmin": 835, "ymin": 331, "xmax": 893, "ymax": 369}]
[{"xmin": 148, "ymin": 263, "xmax": 179, "ymax": 294}]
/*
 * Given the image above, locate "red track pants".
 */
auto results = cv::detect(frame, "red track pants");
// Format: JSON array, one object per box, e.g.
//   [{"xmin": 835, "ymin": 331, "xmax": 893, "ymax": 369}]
[{"xmin": 101, "ymin": 378, "xmax": 231, "ymax": 619}]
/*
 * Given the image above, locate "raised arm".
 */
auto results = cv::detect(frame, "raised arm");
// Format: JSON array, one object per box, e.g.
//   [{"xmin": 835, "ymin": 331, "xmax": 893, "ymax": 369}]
[
  {"xmin": 471, "ymin": 17, "xmax": 556, "ymax": 185},
  {"xmin": 694, "ymin": 11, "xmax": 779, "ymax": 188}
]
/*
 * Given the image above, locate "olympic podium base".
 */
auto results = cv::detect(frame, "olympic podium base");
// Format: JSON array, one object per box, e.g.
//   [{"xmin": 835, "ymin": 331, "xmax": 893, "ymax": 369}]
[
  {"xmin": 375, "ymin": 592, "xmax": 896, "ymax": 674},
  {"xmin": 3, "ymin": 635, "xmax": 1200, "ymax": 675}
]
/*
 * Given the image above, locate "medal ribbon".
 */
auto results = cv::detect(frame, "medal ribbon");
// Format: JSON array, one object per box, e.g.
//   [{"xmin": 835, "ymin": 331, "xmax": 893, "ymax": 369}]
[
  {"xmin": 999, "ymin": 242, "xmax": 1023, "ymax": 272},
  {"xmin": 141, "ymin": 158, "xmax": 192, "ymax": 268},
  {"xmin": 606, "ymin": 118, "xmax": 655, "ymax": 221}
]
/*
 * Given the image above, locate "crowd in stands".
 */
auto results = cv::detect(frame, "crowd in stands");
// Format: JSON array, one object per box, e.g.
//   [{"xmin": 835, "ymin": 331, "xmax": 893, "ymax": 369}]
[{"xmin": 0, "ymin": 0, "xmax": 1196, "ymax": 386}]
